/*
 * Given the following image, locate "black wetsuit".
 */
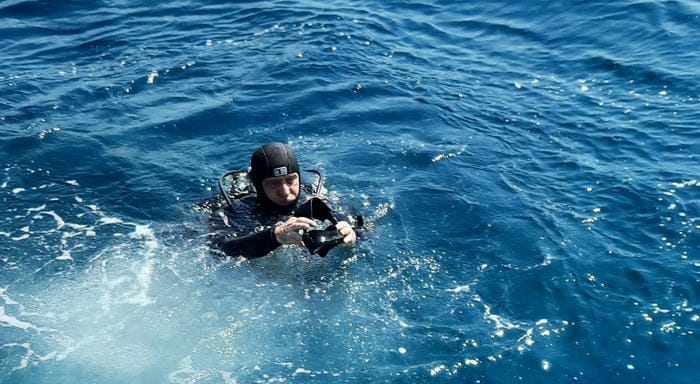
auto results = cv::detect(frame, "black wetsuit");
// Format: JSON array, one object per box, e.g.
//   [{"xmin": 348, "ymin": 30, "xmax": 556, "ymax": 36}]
[
  {"xmin": 203, "ymin": 183, "xmax": 359, "ymax": 259},
  {"xmin": 207, "ymin": 194, "xmax": 289, "ymax": 259}
]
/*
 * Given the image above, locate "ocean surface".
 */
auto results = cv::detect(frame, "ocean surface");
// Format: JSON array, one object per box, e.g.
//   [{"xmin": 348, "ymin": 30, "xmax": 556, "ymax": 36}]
[{"xmin": 1, "ymin": 0, "xmax": 698, "ymax": 383}]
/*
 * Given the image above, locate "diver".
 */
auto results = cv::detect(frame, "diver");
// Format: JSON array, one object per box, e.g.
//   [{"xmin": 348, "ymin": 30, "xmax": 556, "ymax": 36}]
[{"xmin": 204, "ymin": 142, "xmax": 360, "ymax": 259}]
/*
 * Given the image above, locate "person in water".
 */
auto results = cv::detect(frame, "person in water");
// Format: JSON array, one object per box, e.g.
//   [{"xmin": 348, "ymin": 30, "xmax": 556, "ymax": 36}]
[{"xmin": 208, "ymin": 142, "xmax": 357, "ymax": 259}]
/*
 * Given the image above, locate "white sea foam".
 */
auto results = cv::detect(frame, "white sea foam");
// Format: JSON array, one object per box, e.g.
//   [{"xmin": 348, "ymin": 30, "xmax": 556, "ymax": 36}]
[
  {"xmin": 147, "ymin": 70, "xmax": 159, "ymax": 84},
  {"xmin": 56, "ymin": 251, "xmax": 73, "ymax": 261},
  {"xmin": 0, "ymin": 215, "xmax": 187, "ymax": 375},
  {"xmin": 11, "ymin": 234, "xmax": 30, "ymax": 241},
  {"xmin": 671, "ymin": 179, "xmax": 698, "ymax": 188},
  {"xmin": 39, "ymin": 211, "xmax": 65, "ymax": 230},
  {"xmin": 27, "ymin": 204, "xmax": 47, "ymax": 212},
  {"xmin": 446, "ymin": 284, "xmax": 470, "ymax": 293},
  {"xmin": 0, "ymin": 306, "xmax": 38, "ymax": 331},
  {"xmin": 0, "ymin": 288, "xmax": 17, "ymax": 305},
  {"xmin": 99, "ymin": 216, "xmax": 123, "ymax": 224}
]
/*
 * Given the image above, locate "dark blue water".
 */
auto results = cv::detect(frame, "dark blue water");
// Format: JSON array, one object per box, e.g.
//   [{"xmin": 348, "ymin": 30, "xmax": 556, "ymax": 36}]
[{"xmin": 1, "ymin": 0, "xmax": 698, "ymax": 383}]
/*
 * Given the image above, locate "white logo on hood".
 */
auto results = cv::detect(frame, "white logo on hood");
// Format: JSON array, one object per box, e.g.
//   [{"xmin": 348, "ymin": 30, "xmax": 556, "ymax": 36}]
[{"xmin": 273, "ymin": 166, "xmax": 288, "ymax": 177}]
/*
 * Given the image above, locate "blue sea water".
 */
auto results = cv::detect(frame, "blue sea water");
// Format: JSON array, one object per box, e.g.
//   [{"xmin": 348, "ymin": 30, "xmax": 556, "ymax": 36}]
[{"xmin": 1, "ymin": 0, "xmax": 698, "ymax": 382}]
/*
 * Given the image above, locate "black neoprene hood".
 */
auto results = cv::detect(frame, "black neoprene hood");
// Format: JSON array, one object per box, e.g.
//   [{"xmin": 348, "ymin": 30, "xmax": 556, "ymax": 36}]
[
  {"xmin": 249, "ymin": 142, "xmax": 301, "ymax": 214},
  {"xmin": 249, "ymin": 142, "xmax": 300, "ymax": 184}
]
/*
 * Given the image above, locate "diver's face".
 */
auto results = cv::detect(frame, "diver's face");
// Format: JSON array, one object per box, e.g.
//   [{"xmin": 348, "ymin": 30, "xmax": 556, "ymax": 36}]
[{"xmin": 262, "ymin": 173, "xmax": 300, "ymax": 206}]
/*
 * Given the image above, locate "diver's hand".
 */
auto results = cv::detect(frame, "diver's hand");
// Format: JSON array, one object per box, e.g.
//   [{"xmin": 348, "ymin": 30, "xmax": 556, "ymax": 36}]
[
  {"xmin": 274, "ymin": 216, "xmax": 316, "ymax": 247},
  {"xmin": 335, "ymin": 221, "xmax": 357, "ymax": 247}
]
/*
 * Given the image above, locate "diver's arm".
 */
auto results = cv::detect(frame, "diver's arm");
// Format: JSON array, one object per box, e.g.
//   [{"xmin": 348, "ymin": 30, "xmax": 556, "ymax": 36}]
[
  {"xmin": 220, "ymin": 228, "xmax": 280, "ymax": 259},
  {"xmin": 220, "ymin": 216, "xmax": 316, "ymax": 258}
]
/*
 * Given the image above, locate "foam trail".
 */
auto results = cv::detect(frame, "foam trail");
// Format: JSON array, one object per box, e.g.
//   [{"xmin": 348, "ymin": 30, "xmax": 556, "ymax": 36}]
[
  {"xmin": 0, "ymin": 306, "xmax": 37, "ymax": 331},
  {"xmin": 37, "ymin": 211, "xmax": 65, "ymax": 230}
]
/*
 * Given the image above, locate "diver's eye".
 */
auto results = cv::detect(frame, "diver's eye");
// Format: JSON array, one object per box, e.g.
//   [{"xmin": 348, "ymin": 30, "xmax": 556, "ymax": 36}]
[{"xmin": 285, "ymin": 174, "xmax": 298, "ymax": 185}]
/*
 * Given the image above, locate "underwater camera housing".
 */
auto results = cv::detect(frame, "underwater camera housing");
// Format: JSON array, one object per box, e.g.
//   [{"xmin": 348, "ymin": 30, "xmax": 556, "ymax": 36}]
[
  {"xmin": 294, "ymin": 197, "xmax": 365, "ymax": 257},
  {"xmin": 294, "ymin": 197, "xmax": 344, "ymax": 258}
]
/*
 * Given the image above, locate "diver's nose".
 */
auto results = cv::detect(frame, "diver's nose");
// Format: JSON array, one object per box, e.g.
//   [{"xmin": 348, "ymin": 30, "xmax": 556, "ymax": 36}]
[{"xmin": 280, "ymin": 182, "xmax": 293, "ymax": 196}]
